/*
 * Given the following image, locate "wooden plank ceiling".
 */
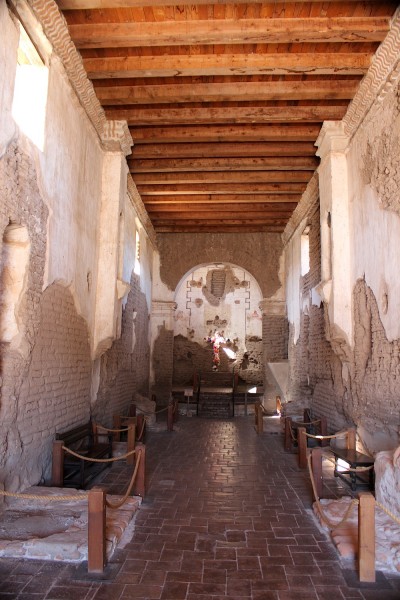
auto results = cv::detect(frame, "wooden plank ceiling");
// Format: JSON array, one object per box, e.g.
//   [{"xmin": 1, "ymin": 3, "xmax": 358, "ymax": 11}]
[{"xmin": 57, "ymin": 0, "xmax": 397, "ymax": 233}]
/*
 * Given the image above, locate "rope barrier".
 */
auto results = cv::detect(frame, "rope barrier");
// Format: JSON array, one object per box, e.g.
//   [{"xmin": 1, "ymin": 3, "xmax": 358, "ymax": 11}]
[
  {"xmin": 136, "ymin": 417, "xmax": 146, "ymax": 442},
  {"xmin": 0, "ymin": 489, "xmax": 87, "ymax": 501},
  {"xmin": 95, "ymin": 424, "xmax": 131, "ymax": 434},
  {"xmin": 303, "ymin": 430, "xmax": 349, "ymax": 441},
  {"xmin": 62, "ymin": 446, "xmax": 137, "ymax": 463},
  {"xmin": 375, "ymin": 501, "xmax": 400, "ymax": 526},
  {"xmin": 288, "ymin": 420, "xmax": 297, "ymax": 442},
  {"xmin": 307, "ymin": 453, "xmax": 359, "ymax": 530},
  {"xmin": 295, "ymin": 419, "xmax": 321, "ymax": 427},
  {"xmin": 105, "ymin": 450, "xmax": 142, "ymax": 509},
  {"xmin": 320, "ymin": 451, "xmax": 374, "ymax": 473}
]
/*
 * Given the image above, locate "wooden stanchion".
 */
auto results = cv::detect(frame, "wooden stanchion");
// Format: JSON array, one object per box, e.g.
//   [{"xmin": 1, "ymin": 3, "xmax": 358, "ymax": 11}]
[
  {"xmin": 284, "ymin": 417, "xmax": 293, "ymax": 452},
  {"xmin": 136, "ymin": 414, "xmax": 145, "ymax": 442},
  {"xmin": 133, "ymin": 443, "xmax": 146, "ymax": 498},
  {"xmin": 319, "ymin": 416, "xmax": 329, "ymax": 447},
  {"xmin": 126, "ymin": 418, "xmax": 136, "ymax": 466},
  {"xmin": 88, "ymin": 487, "xmax": 106, "ymax": 573},
  {"xmin": 167, "ymin": 402, "xmax": 174, "ymax": 431},
  {"xmin": 113, "ymin": 415, "xmax": 122, "ymax": 442},
  {"xmin": 256, "ymin": 402, "xmax": 263, "ymax": 434},
  {"xmin": 298, "ymin": 426, "xmax": 307, "ymax": 469},
  {"xmin": 347, "ymin": 427, "xmax": 356, "ymax": 450},
  {"xmin": 358, "ymin": 492, "xmax": 375, "ymax": 582},
  {"xmin": 51, "ymin": 440, "xmax": 64, "ymax": 487},
  {"xmin": 173, "ymin": 399, "xmax": 179, "ymax": 423},
  {"xmin": 311, "ymin": 447, "xmax": 323, "ymax": 499}
]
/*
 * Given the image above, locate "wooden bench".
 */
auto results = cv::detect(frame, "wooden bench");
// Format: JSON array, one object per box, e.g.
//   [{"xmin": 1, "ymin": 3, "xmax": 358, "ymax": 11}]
[{"xmin": 52, "ymin": 421, "xmax": 113, "ymax": 489}]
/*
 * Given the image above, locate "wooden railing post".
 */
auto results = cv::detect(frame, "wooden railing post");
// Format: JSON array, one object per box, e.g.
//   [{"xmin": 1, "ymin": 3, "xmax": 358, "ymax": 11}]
[
  {"xmin": 113, "ymin": 415, "xmax": 122, "ymax": 442},
  {"xmin": 284, "ymin": 417, "xmax": 293, "ymax": 452},
  {"xmin": 173, "ymin": 399, "xmax": 179, "ymax": 423},
  {"xmin": 298, "ymin": 426, "xmax": 307, "ymax": 468},
  {"xmin": 88, "ymin": 487, "xmax": 106, "ymax": 574},
  {"xmin": 167, "ymin": 401, "xmax": 174, "ymax": 431},
  {"xmin": 134, "ymin": 443, "xmax": 146, "ymax": 498},
  {"xmin": 136, "ymin": 414, "xmax": 145, "ymax": 442},
  {"xmin": 129, "ymin": 403, "xmax": 137, "ymax": 417},
  {"xmin": 52, "ymin": 440, "xmax": 64, "ymax": 487},
  {"xmin": 319, "ymin": 416, "xmax": 329, "ymax": 447},
  {"xmin": 347, "ymin": 427, "xmax": 356, "ymax": 450},
  {"xmin": 256, "ymin": 402, "xmax": 263, "ymax": 434},
  {"xmin": 358, "ymin": 492, "xmax": 375, "ymax": 582},
  {"xmin": 126, "ymin": 418, "xmax": 136, "ymax": 466},
  {"xmin": 311, "ymin": 447, "xmax": 323, "ymax": 499}
]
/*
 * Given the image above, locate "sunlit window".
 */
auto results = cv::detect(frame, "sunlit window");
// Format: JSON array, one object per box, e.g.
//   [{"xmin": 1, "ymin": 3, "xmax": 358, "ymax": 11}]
[
  {"xmin": 12, "ymin": 22, "xmax": 48, "ymax": 151},
  {"xmin": 134, "ymin": 229, "xmax": 141, "ymax": 275},
  {"xmin": 301, "ymin": 226, "xmax": 310, "ymax": 276}
]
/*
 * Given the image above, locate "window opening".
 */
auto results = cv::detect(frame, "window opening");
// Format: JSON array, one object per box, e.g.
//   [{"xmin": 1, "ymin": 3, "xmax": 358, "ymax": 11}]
[{"xmin": 301, "ymin": 226, "xmax": 310, "ymax": 276}]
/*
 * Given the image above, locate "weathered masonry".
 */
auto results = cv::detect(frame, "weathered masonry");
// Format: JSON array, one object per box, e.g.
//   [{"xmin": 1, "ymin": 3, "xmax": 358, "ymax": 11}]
[{"xmin": 1, "ymin": 0, "xmax": 400, "ymax": 516}]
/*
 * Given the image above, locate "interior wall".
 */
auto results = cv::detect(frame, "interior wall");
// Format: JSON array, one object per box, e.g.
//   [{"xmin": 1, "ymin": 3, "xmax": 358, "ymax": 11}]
[
  {"xmin": 0, "ymin": 5, "xmax": 152, "ymax": 490},
  {"xmin": 285, "ymin": 73, "xmax": 400, "ymax": 453}
]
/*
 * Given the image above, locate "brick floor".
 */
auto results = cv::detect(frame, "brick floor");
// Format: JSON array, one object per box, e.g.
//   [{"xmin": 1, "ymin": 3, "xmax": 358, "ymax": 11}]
[{"xmin": 0, "ymin": 417, "xmax": 399, "ymax": 599}]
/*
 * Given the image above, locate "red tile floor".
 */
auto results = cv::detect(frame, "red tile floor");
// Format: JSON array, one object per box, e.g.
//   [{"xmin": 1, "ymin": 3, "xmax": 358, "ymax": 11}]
[{"xmin": 1, "ymin": 417, "xmax": 399, "ymax": 599}]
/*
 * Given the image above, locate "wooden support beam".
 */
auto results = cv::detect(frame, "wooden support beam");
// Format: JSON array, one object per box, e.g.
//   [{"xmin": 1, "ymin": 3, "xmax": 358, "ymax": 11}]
[
  {"xmin": 85, "ymin": 52, "xmax": 371, "ymax": 79},
  {"xmin": 88, "ymin": 487, "xmax": 106, "ymax": 574},
  {"xmin": 60, "ymin": 0, "xmax": 372, "ymax": 9},
  {"xmin": 97, "ymin": 81, "xmax": 359, "ymax": 105},
  {"xmin": 143, "ymin": 194, "xmax": 301, "ymax": 204},
  {"xmin": 107, "ymin": 105, "xmax": 346, "ymax": 125},
  {"xmin": 70, "ymin": 18, "xmax": 389, "ymax": 49},
  {"xmin": 131, "ymin": 142, "xmax": 318, "ymax": 159},
  {"xmin": 155, "ymin": 225, "xmax": 285, "ymax": 233},
  {"xmin": 129, "ymin": 156, "xmax": 319, "ymax": 173},
  {"xmin": 153, "ymin": 218, "xmax": 288, "ymax": 226},
  {"xmin": 130, "ymin": 125, "xmax": 322, "ymax": 143},
  {"xmin": 150, "ymin": 210, "xmax": 294, "ymax": 220},
  {"xmin": 358, "ymin": 492, "xmax": 376, "ymax": 583},
  {"xmin": 138, "ymin": 182, "xmax": 307, "ymax": 195},
  {"xmin": 298, "ymin": 427, "xmax": 308, "ymax": 469},
  {"xmin": 134, "ymin": 171, "xmax": 312, "ymax": 184},
  {"xmin": 144, "ymin": 202, "xmax": 298, "ymax": 212}
]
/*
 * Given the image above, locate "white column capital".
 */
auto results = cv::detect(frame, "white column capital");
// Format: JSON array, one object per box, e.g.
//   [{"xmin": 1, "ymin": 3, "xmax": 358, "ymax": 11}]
[{"xmin": 315, "ymin": 121, "xmax": 349, "ymax": 160}]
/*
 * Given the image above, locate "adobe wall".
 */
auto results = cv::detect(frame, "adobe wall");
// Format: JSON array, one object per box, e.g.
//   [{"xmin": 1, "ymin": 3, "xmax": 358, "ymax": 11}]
[
  {"xmin": 285, "ymin": 39, "xmax": 400, "ymax": 453},
  {"xmin": 0, "ymin": 4, "xmax": 152, "ymax": 490}
]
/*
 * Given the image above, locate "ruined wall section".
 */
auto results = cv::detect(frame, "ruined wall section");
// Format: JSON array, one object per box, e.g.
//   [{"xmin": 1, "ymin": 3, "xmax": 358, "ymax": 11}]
[
  {"xmin": 94, "ymin": 272, "xmax": 150, "ymax": 425},
  {"xmin": 157, "ymin": 232, "xmax": 283, "ymax": 298}
]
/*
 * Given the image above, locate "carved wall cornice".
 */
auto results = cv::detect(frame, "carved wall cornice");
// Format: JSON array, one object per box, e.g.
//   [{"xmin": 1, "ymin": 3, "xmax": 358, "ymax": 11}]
[
  {"xmin": 25, "ymin": 0, "xmax": 132, "ymax": 156},
  {"xmin": 127, "ymin": 175, "xmax": 158, "ymax": 249},
  {"xmin": 343, "ymin": 7, "xmax": 400, "ymax": 138},
  {"xmin": 281, "ymin": 171, "xmax": 319, "ymax": 246}
]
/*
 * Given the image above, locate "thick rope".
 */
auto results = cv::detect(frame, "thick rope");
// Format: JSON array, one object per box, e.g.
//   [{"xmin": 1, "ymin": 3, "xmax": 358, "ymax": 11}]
[
  {"xmin": 288, "ymin": 420, "xmax": 297, "ymax": 442},
  {"xmin": 321, "ymin": 451, "xmax": 374, "ymax": 473},
  {"xmin": 303, "ymin": 430, "xmax": 349, "ymax": 440},
  {"xmin": 375, "ymin": 501, "xmax": 400, "ymax": 526},
  {"xmin": 307, "ymin": 453, "xmax": 359, "ymax": 530},
  {"xmin": 105, "ymin": 450, "xmax": 142, "ymax": 509},
  {"xmin": 95, "ymin": 424, "xmax": 131, "ymax": 434},
  {"xmin": 62, "ymin": 446, "xmax": 137, "ymax": 463},
  {"xmin": 136, "ymin": 417, "xmax": 146, "ymax": 442},
  {"xmin": 295, "ymin": 419, "xmax": 321, "ymax": 427},
  {"xmin": 0, "ymin": 489, "xmax": 87, "ymax": 501}
]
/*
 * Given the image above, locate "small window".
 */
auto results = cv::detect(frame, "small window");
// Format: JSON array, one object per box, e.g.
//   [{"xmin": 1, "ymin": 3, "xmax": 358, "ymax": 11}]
[
  {"xmin": 134, "ymin": 229, "xmax": 141, "ymax": 275},
  {"xmin": 12, "ymin": 22, "xmax": 48, "ymax": 151},
  {"xmin": 301, "ymin": 226, "xmax": 310, "ymax": 276}
]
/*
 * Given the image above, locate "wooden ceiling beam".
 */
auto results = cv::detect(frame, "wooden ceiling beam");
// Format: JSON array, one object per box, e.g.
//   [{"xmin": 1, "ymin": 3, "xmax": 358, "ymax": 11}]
[
  {"xmin": 131, "ymin": 142, "xmax": 317, "ymax": 159},
  {"xmin": 130, "ymin": 125, "xmax": 321, "ymax": 143},
  {"xmin": 85, "ymin": 53, "xmax": 371, "ymax": 79},
  {"xmin": 133, "ymin": 171, "xmax": 312, "ymax": 184},
  {"xmin": 144, "ymin": 202, "xmax": 298, "ymax": 212},
  {"xmin": 97, "ymin": 80, "xmax": 359, "ymax": 105},
  {"xmin": 153, "ymin": 218, "xmax": 289, "ymax": 226},
  {"xmin": 143, "ymin": 194, "xmax": 301, "ymax": 204},
  {"xmin": 155, "ymin": 225, "xmax": 285, "ymax": 233},
  {"xmin": 60, "ymin": 0, "xmax": 369, "ymax": 9},
  {"xmin": 137, "ymin": 183, "xmax": 307, "ymax": 194},
  {"xmin": 130, "ymin": 157, "xmax": 318, "ymax": 173},
  {"xmin": 107, "ymin": 106, "xmax": 346, "ymax": 125},
  {"xmin": 70, "ymin": 17, "xmax": 389, "ymax": 49},
  {"xmin": 150, "ymin": 211, "xmax": 294, "ymax": 220}
]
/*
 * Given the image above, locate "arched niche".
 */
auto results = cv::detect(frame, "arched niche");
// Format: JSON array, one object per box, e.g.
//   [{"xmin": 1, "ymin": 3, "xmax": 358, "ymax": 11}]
[
  {"xmin": 173, "ymin": 263, "xmax": 263, "ymax": 385},
  {"xmin": 0, "ymin": 223, "xmax": 30, "ymax": 343}
]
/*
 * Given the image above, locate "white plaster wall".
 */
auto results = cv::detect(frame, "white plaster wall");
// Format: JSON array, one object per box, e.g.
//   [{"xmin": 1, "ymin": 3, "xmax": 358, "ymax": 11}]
[
  {"xmin": 0, "ymin": 3, "xmax": 17, "ymax": 157},
  {"xmin": 174, "ymin": 265, "xmax": 262, "ymax": 351},
  {"xmin": 348, "ymin": 114, "xmax": 400, "ymax": 342}
]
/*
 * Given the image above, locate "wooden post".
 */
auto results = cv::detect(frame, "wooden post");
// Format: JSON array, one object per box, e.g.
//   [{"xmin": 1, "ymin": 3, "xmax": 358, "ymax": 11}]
[
  {"xmin": 311, "ymin": 447, "xmax": 323, "ymax": 499},
  {"xmin": 298, "ymin": 426, "xmax": 307, "ymax": 469},
  {"xmin": 284, "ymin": 417, "xmax": 293, "ymax": 452},
  {"xmin": 133, "ymin": 443, "xmax": 146, "ymax": 498},
  {"xmin": 358, "ymin": 492, "xmax": 375, "ymax": 583},
  {"xmin": 113, "ymin": 415, "xmax": 122, "ymax": 442},
  {"xmin": 126, "ymin": 418, "xmax": 136, "ymax": 466},
  {"xmin": 167, "ymin": 401, "xmax": 174, "ymax": 431},
  {"xmin": 347, "ymin": 427, "xmax": 356, "ymax": 450},
  {"xmin": 88, "ymin": 487, "xmax": 106, "ymax": 573},
  {"xmin": 256, "ymin": 402, "xmax": 263, "ymax": 434},
  {"xmin": 173, "ymin": 399, "xmax": 179, "ymax": 423},
  {"xmin": 129, "ymin": 403, "xmax": 137, "ymax": 417},
  {"xmin": 136, "ymin": 414, "xmax": 145, "ymax": 442},
  {"xmin": 319, "ymin": 416, "xmax": 329, "ymax": 447},
  {"xmin": 303, "ymin": 408, "xmax": 311, "ymax": 423},
  {"xmin": 52, "ymin": 440, "xmax": 64, "ymax": 487}
]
